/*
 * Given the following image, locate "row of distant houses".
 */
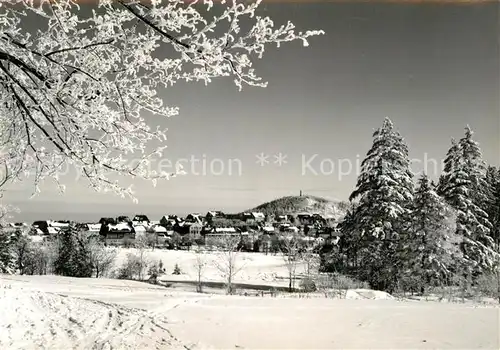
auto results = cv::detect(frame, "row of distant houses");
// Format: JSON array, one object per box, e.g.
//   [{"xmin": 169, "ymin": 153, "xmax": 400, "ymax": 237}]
[{"xmin": 2, "ymin": 211, "xmax": 341, "ymax": 246}]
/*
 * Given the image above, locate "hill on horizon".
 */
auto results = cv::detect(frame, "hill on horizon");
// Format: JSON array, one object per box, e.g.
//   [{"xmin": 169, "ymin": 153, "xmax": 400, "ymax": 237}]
[{"xmin": 246, "ymin": 195, "xmax": 350, "ymax": 220}]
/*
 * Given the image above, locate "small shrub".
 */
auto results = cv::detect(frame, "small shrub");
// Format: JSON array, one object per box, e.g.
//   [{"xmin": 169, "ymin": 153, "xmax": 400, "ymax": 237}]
[
  {"xmin": 122, "ymin": 237, "xmax": 134, "ymax": 248},
  {"xmin": 315, "ymin": 272, "xmax": 369, "ymax": 298},
  {"xmin": 474, "ymin": 271, "xmax": 500, "ymax": 302},
  {"xmin": 300, "ymin": 277, "xmax": 317, "ymax": 292},
  {"xmin": 332, "ymin": 273, "xmax": 369, "ymax": 290},
  {"xmin": 117, "ymin": 253, "xmax": 143, "ymax": 280},
  {"xmin": 148, "ymin": 262, "xmax": 159, "ymax": 276},
  {"xmin": 194, "ymin": 237, "xmax": 205, "ymax": 246},
  {"xmin": 172, "ymin": 263, "xmax": 182, "ymax": 275},
  {"xmin": 116, "ymin": 267, "xmax": 132, "ymax": 280}
]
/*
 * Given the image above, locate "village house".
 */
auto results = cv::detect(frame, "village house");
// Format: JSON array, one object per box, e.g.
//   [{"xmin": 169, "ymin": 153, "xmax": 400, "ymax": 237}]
[
  {"xmin": 275, "ymin": 214, "xmax": 292, "ymax": 223},
  {"xmin": 116, "ymin": 216, "xmax": 131, "ymax": 223},
  {"xmin": 240, "ymin": 212, "xmax": 253, "ymax": 221},
  {"xmin": 173, "ymin": 221, "xmax": 191, "ymax": 235},
  {"xmin": 251, "ymin": 212, "xmax": 265, "ymax": 222},
  {"xmin": 99, "ymin": 221, "xmax": 135, "ymax": 246},
  {"xmin": 77, "ymin": 223, "xmax": 102, "ymax": 234},
  {"xmin": 189, "ymin": 222, "xmax": 203, "ymax": 239},
  {"xmin": 132, "ymin": 214, "xmax": 150, "ymax": 226},
  {"xmin": 159, "ymin": 215, "xmax": 179, "ymax": 228},
  {"xmin": 31, "ymin": 221, "xmax": 49, "ymax": 235},
  {"xmin": 31, "ymin": 220, "xmax": 66, "ymax": 235},
  {"xmin": 205, "ymin": 211, "xmax": 225, "ymax": 223},
  {"xmin": 185, "ymin": 213, "xmax": 203, "ymax": 225},
  {"xmin": 146, "ymin": 224, "xmax": 169, "ymax": 245},
  {"xmin": 261, "ymin": 225, "xmax": 276, "ymax": 235},
  {"xmin": 296, "ymin": 213, "xmax": 314, "ymax": 225},
  {"xmin": 278, "ymin": 223, "xmax": 299, "ymax": 234},
  {"xmin": 306, "ymin": 224, "xmax": 342, "ymax": 240},
  {"xmin": 240, "ymin": 212, "xmax": 265, "ymax": 224},
  {"xmin": 99, "ymin": 217, "xmax": 117, "ymax": 225}
]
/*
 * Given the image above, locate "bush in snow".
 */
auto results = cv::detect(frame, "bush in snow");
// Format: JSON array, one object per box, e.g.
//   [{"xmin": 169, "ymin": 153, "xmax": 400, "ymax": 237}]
[
  {"xmin": 315, "ymin": 273, "xmax": 369, "ymax": 298},
  {"xmin": 117, "ymin": 253, "xmax": 142, "ymax": 280},
  {"xmin": 172, "ymin": 263, "xmax": 182, "ymax": 275},
  {"xmin": 117, "ymin": 249, "xmax": 150, "ymax": 280},
  {"xmin": 300, "ymin": 277, "xmax": 317, "ymax": 293}
]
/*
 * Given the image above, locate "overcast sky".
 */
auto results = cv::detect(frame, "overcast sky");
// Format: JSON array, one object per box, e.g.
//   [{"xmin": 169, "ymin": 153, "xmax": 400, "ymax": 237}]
[{"xmin": 4, "ymin": 1, "xmax": 499, "ymax": 222}]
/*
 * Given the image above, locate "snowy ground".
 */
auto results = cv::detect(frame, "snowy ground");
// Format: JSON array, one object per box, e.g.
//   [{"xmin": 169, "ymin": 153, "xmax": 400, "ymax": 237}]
[
  {"xmin": 166, "ymin": 295, "xmax": 500, "ymax": 350},
  {"xmin": 0, "ymin": 276, "xmax": 209, "ymax": 350},
  {"xmin": 1, "ymin": 274, "xmax": 499, "ymax": 350}
]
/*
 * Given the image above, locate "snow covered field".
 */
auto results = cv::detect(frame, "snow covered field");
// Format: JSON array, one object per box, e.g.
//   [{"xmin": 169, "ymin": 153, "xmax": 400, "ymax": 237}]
[
  {"xmin": 1, "ymin": 274, "xmax": 499, "ymax": 350},
  {"xmin": 167, "ymin": 295, "xmax": 500, "ymax": 349},
  {"xmin": 114, "ymin": 248, "xmax": 297, "ymax": 287}
]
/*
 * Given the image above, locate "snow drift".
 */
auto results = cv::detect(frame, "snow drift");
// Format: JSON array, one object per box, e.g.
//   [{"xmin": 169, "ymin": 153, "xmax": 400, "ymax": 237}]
[{"xmin": 345, "ymin": 288, "xmax": 395, "ymax": 300}]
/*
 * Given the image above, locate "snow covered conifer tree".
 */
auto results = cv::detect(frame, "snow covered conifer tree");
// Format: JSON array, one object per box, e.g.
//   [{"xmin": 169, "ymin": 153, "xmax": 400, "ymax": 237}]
[
  {"xmin": 0, "ymin": 230, "xmax": 15, "ymax": 273},
  {"xmin": 345, "ymin": 117, "xmax": 414, "ymax": 292},
  {"xmin": 400, "ymin": 173, "xmax": 460, "ymax": 293},
  {"xmin": 485, "ymin": 166, "xmax": 500, "ymax": 248},
  {"xmin": 437, "ymin": 138, "xmax": 460, "ymax": 202},
  {"xmin": 442, "ymin": 127, "xmax": 498, "ymax": 277},
  {"xmin": 53, "ymin": 226, "xmax": 92, "ymax": 277},
  {"xmin": 459, "ymin": 127, "xmax": 491, "ymax": 209}
]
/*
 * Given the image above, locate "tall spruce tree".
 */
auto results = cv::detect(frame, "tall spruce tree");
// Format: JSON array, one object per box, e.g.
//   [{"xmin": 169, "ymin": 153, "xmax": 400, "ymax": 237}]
[
  {"xmin": 485, "ymin": 166, "xmax": 500, "ymax": 249},
  {"xmin": 345, "ymin": 118, "xmax": 414, "ymax": 292},
  {"xmin": 440, "ymin": 127, "xmax": 497, "ymax": 277},
  {"xmin": 486, "ymin": 166, "xmax": 500, "ymax": 252},
  {"xmin": 437, "ymin": 138, "xmax": 460, "ymax": 202},
  {"xmin": 400, "ymin": 174, "xmax": 459, "ymax": 293},
  {"xmin": 460, "ymin": 127, "xmax": 491, "ymax": 210}
]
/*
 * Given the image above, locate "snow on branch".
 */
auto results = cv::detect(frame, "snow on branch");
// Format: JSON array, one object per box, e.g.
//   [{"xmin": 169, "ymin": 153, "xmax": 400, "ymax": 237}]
[{"xmin": 0, "ymin": 0, "xmax": 324, "ymax": 201}]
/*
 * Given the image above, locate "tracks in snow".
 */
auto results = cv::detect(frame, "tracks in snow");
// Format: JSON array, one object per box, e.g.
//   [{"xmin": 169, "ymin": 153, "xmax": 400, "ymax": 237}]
[{"xmin": 0, "ymin": 288, "xmax": 192, "ymax": 350}]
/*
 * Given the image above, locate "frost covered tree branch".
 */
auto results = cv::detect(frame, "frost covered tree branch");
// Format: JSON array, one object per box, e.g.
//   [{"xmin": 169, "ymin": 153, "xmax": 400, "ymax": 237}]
[{"xmin": 0, "ymin": 0, "xmax": 324, "ymax": 205}]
